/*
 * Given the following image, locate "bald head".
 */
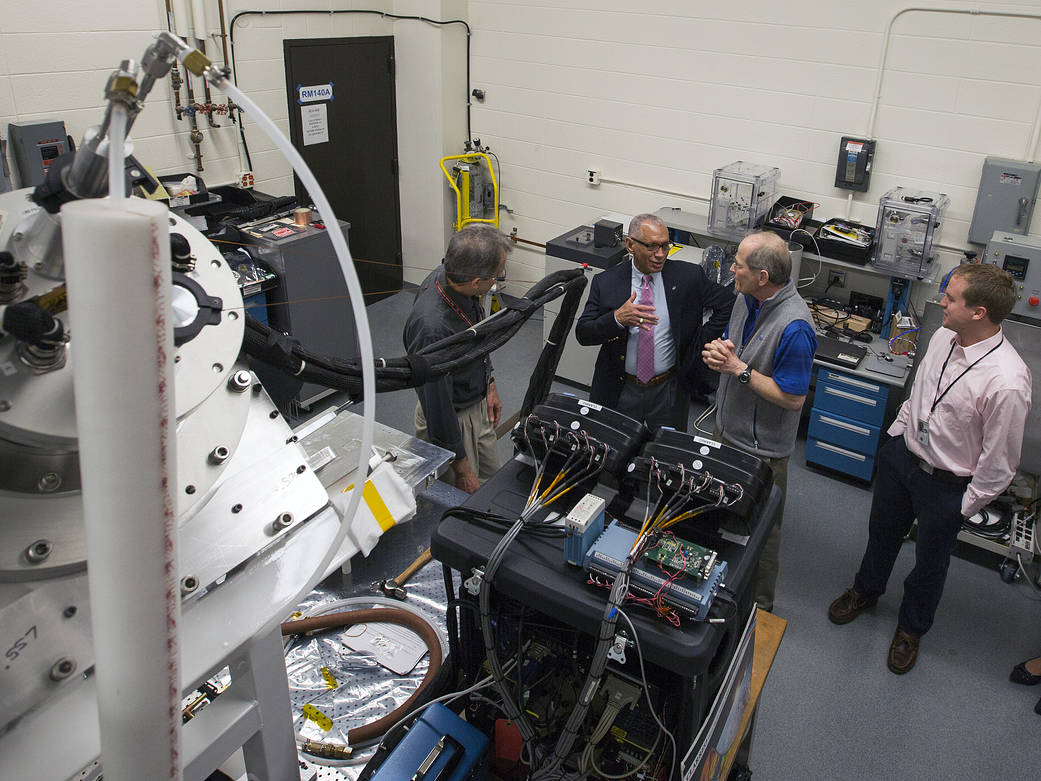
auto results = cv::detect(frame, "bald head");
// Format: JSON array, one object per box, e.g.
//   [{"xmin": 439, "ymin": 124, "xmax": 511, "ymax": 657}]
[{"xmin": 740, "ymin": 231, "xmax": 791, "ymax": 285}]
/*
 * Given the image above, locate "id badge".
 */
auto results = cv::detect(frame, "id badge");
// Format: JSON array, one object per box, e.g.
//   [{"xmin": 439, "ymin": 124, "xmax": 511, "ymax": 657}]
[{"xmin": 916, "ymin": 420, "xmax": 930, "ymax": 447}]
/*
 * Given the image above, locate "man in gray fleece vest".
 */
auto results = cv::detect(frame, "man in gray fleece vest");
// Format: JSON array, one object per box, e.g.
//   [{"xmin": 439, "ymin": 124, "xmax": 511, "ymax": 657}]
[{"xmin": 702, "ymin": 231, "xmax": 817, "ymax": 611}]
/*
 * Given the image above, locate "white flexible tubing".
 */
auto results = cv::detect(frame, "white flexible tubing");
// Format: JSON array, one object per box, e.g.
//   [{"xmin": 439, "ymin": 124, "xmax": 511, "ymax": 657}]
[
  {"xmin": 108, "ymin": 103, "xmax": 126, "ymax": 208},
  {"xmin": 218, "ymin": 79, "xmax": 376, "ymax": 637}
]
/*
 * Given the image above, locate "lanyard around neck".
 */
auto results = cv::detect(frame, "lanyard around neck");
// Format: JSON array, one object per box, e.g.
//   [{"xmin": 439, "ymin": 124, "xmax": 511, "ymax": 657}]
[
  {"xmin": 435, "ymin": 278, "xmax": 480, "ymax": 328},
  {"xmin": 929, "ymin": 336, "xmax": 1003, "ymax": 416}
]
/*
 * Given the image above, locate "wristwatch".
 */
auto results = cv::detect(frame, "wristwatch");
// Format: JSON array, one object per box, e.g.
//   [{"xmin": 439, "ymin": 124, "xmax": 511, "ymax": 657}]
[{"xmin": 737, "ymin": 365, "xmax": 752, "ymax": 385}]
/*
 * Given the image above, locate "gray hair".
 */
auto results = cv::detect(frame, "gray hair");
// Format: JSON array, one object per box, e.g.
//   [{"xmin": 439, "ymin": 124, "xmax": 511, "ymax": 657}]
[
  {"xmin": 628, "ymin": 213, "xmax": 667, "ymax": 240},
  {"xmin": 743, "ymin": 231, "xmax": 791, "ymax": 285},
  {"xmin": 444, "ymin": 224, "xmax": 512, "ymax": 282}
]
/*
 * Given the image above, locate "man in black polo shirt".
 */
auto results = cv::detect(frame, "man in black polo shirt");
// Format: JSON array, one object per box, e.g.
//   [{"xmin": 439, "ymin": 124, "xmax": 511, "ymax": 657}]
[{"xmin": 404, "ymin": 225, "xmax": 511, "ymax": 493}]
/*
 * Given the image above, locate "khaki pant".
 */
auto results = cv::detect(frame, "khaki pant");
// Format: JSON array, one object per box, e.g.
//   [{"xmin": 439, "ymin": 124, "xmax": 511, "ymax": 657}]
[{"xmin": 415, "ymin": 398, "xmax": 501, "ymax": 483}]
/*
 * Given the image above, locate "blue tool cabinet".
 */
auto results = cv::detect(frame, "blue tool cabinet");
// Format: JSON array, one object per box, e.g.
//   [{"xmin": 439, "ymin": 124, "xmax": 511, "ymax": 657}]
[{"xmin": 806, "ymin": 366, "xmax": 889, "ymax": 481}]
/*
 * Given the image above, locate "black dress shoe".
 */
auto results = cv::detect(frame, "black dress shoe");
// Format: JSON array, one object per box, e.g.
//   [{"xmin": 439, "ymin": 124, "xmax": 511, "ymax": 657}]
[
  {"xmin": 1010, "ymin": 660, "xmax": 1041, "ymax": 685},
  {"xmin": 887, "ymin": 627, "xmax": 919, "ymax": 674},
  {"xmin": 1035, "ymin": 695, "xmax": 1041, "ymax": 716}
]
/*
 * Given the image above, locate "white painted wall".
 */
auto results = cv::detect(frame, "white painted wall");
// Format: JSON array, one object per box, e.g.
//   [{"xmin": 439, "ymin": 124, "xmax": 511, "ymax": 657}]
[{"xmin": 466, "ymin": 0, "xmax": 1041, "ymax": 304}]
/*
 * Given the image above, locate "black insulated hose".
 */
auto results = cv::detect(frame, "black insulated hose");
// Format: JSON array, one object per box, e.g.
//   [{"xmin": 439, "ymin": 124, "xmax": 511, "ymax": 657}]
[{"xmin": 239, "ymin": 268, "xmax": 587, "ymax": 400}]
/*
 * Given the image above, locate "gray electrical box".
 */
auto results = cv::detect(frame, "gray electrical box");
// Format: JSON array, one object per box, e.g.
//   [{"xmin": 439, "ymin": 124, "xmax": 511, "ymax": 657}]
[
  {"xmin": 968, "ymin": 157, "xmax": 1041, "ymax": 245},
  {"xmin": 243, "ymin": 216, "xmax": 354, "ymax": 413},
  {"xmin": 7, "ymin": 121, "xmax": 69, "ymax": 188},
  {"xmin": 983, "ymin": 231, "xmax": 1041, "ymax": 324}
]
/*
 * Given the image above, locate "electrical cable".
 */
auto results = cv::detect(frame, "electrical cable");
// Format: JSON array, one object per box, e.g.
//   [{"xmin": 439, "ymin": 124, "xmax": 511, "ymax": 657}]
[
  {"xmin": 474, "ymin": 427, "xmax": 611, "ymax": 771},
  {"xmin": 615, "ymin": 608, "xmax": 677, "ymax": 781},
  {"xmin": 442, "ymin": 506, "xmax": 566, "ymax": 537},
  {"xmin": 240, "ymin": 268, "xmax": 587, "ymax": 399},
  {"xmin": 228, "ymin": 9, "xmax": 474, "ymax": 169},
  {"xmin": 790, "ymin": 227, "xmax": 823, "ymax": 289}
]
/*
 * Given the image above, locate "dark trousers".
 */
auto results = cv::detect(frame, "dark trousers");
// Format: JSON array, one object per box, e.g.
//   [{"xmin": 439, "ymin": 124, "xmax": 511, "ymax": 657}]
[
  {"xmin": 853, "ymin": 436, "xmax": 967, "ymax": 637},
  {"xmin": 615, "ymin": 373, "xmax": 688, "ymax": 432}
]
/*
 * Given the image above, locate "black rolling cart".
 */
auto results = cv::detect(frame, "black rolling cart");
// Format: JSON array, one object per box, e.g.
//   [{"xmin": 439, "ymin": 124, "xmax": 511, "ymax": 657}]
[{"xmin": 431, "ymin": 453, "xmax": 779, "ymax": 780}]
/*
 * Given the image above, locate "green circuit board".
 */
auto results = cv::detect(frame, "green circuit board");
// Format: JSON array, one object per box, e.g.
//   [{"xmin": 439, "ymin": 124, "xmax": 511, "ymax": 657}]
[{"xmin": 643, "ymin": 535, "xmax": 717, "ymax": 582}]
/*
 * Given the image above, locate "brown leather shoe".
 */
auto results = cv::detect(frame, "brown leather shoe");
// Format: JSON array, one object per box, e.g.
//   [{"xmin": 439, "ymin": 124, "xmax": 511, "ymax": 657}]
[
  {"xmin": 887, "ymin": 627, "xmax": 919, "ymax": 674},
  {"xmin": 828, "ymin": 588, "xmax": 876, "ymax": 625}
]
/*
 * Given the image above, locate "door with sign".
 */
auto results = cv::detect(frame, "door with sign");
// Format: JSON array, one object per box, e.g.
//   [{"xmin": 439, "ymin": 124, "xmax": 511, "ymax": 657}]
[{"xmin": 284, "ymin": 36, "xmax": 403, "ymax": 302}]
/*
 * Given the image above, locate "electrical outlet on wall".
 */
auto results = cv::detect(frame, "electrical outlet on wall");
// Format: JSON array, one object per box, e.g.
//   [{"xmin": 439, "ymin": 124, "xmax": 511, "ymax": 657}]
[
  {"xmin": 587, "ymin": 169, "xmax": 601, "ymax": 186},
  {"xmin": 827, "ymin": 270, "xmax": 846, "ymax": 288}
]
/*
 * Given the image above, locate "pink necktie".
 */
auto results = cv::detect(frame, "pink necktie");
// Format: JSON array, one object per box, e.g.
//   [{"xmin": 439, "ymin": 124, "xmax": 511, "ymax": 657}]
[{"xmin": 636, "ymin": 274, "xmax": 655, "ymax": 383}]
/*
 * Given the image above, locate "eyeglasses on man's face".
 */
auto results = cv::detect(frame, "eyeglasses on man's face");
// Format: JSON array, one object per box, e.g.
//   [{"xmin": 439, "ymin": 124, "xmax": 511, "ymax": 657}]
[{"xmin": 629, "ymin": 235, "xmax": 672, "ymax": 254}]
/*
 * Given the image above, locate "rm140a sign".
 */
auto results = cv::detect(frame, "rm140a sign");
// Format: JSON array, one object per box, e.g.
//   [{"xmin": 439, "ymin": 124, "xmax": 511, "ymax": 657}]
[{"xmin": 297, "ymin": 83, "xmax": 334, "ymax": 104}]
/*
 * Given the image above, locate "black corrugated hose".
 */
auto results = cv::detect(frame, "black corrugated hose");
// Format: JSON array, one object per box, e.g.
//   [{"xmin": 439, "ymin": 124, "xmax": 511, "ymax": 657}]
[{"xmin": 240, "ymin": 268, "xmax": 587, "ymax": 402}]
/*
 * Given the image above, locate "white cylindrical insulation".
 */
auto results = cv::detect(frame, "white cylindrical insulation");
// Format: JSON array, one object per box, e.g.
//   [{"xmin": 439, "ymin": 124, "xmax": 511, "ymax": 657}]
[{"xmin": 62, "ymin": 198, "xmax": 182, "ymax": 781}]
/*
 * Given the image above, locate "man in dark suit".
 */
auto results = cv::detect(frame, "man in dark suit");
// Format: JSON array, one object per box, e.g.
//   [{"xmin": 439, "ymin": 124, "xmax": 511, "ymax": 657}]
[{"xmin": 575, "ymin": 213, "xmax": 734, "ymax": 430}]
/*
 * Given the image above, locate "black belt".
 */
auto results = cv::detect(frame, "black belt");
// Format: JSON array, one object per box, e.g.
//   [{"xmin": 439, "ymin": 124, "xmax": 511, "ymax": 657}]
[
  {"xmin": 625, "ymin": 368, "xmax": 674, "ymax": 387},
  {"xmin": 917, "ymin": 458, "xmax": 971, "ymax": 485}
]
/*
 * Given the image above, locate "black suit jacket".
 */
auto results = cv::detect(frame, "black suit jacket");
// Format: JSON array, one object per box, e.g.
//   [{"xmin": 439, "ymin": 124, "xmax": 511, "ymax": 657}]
[{"xmin": 575, "ymin": 258, "xmax": 735, "ymax": 407}]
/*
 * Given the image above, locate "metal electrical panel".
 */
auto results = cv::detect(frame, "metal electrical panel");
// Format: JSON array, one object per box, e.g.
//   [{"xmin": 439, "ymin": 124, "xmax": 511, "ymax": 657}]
[
  {"xmin": 968, "ymin": 157, "xmax": 1041, "ymax": 245},
  {"xmin": 242, "ymin": 216, "xmax": 354, "ymax": 413},
  {"xmin": 983, "ymin": 231, "xmax": 1041, "ymax": 324},
  {"xmin": 834, "ymin": 136, "xmax": 876, "ymax": 192},
  {"xmin": 7, "ymin": 121, "xmax": 69, "ymax": 187}
]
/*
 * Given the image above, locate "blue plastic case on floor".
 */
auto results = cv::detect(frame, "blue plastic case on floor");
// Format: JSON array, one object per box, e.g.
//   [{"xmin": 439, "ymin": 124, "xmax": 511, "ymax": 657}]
[{"xmin": 371, "ymin": 702, "xmax": 489, "ymax": 781}]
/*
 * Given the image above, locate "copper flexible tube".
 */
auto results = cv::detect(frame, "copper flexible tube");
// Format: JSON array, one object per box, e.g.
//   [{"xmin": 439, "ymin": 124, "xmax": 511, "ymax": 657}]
[{"xmin": 281, "ymin": 607, "xmax": 443, "ymax": 745}]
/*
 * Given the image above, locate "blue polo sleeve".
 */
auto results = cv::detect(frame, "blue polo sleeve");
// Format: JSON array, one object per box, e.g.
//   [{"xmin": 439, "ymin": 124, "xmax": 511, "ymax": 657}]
[{"xmin": 771, "ymin": 321, "xmax": 817, "ymax": 395}]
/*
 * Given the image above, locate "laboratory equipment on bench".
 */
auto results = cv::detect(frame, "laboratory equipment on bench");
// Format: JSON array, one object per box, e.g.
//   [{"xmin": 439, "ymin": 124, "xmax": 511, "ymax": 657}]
[
  {"xmin": 440, "ymin": 152, "xmax": 499, "ymax": 231},
  {"xmin": 707, "ymin": 160, "xmax": 780, "ymax": 241},
  {"xmin": 870, "ymin": 187, "xmax": 950, "ymax": 277}
]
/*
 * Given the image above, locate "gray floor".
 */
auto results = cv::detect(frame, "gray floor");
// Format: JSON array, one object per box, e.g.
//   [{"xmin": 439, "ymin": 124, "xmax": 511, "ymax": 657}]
[{"xmin": 313, "ymin": 288, "xmax": 1041, "ymax": 780}]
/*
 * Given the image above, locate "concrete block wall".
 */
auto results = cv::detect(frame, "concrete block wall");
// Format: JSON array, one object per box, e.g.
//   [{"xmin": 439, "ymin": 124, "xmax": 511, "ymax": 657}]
[
  {"xmin": 0, "ymin": 0, "xmax": 465, "ymax": 287},
  {"xmin": 5, "ymin": 1, "xmax": 1041, "ymax": 298},
  {"xmin": 466, "ymin": 0, "xmax": 1041, "ymax": 301}
]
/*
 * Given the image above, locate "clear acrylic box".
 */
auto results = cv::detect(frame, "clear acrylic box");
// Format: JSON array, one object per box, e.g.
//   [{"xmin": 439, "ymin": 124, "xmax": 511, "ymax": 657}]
[
  {"xmin": 707, "ymin": 161, "xmax": 781, "ymax": 241},
  {"xmin": 870, "ymin": 187, "xmax": 950, "ymax": 276}
]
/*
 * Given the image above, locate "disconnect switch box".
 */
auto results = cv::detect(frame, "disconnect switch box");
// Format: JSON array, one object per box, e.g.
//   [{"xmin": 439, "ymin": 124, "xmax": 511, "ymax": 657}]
[
  {"xmin": 563, "ymin": 493, "xmax": 606, "ymax": 566},
  {"xmin": 969, "ymin": 157, "xmax": 1041, "ymax": 244}
]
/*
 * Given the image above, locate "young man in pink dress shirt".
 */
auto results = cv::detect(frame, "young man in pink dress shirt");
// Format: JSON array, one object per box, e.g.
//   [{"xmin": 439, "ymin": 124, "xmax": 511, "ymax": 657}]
[{"xmin": 828, "ymin": 263, "xmax": 1032, "ymax": 674}]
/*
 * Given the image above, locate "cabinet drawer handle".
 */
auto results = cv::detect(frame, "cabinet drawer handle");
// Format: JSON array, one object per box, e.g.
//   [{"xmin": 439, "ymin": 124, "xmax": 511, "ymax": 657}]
[
  {"xmin": 818, "ymin": 415, "xmax": 871, "ymax": 436},
  {"xmin": 822, "ymin": 372, "xmax": 881, "ymax": 394},
  {"xmin": 815, "ymin": 440, "xmax": 867, "ymax": 461},
  {"xmin": 824, "ymin": 386, "xmax": 877, "ymax": 406}
]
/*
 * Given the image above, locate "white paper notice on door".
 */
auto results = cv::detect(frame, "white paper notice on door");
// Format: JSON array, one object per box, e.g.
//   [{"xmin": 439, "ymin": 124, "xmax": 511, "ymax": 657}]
[{"xmin": 301, "ymin": 103, "xmax": 329, "ymax": 146}]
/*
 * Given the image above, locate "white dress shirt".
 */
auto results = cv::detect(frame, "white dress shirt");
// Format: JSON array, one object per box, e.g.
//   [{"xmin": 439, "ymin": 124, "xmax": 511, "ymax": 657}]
[{"xmin": 619, "ymin": 258, "xmax": 674, "ymax": 376}]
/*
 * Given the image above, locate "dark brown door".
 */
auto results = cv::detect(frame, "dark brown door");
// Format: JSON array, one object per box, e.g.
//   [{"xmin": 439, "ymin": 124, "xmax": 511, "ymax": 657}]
[{"xmin": 284, "ymin": 36, "xmax": 403, "ymax": 302}]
